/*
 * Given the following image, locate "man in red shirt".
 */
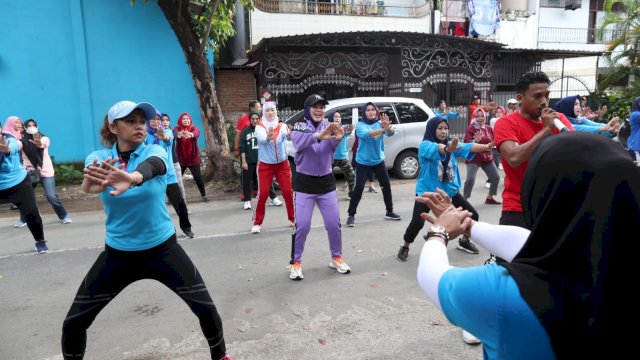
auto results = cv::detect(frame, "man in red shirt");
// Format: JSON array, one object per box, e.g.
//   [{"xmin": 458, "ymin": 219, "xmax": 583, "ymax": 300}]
[{"xmin": 494, "ymin": 71, "xmax": 574, "ymax": 228}]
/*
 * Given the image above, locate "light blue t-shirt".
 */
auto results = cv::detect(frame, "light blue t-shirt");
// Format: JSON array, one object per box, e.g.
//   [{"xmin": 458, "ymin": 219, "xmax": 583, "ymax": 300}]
[
  {"xmin": 145, "ymin": 132, "xmax": 177, "ymax": 184},
  {"xmin": 333, "ymin": 129, "xmax": 351, "ymax": 161},
  {"xmin": 439, "ymin": 264, "xmax": 556, "ymax": 360},
  {"xmin": 355, "ymin": 121, "xmax": 395, "ymax": 166},
  {"xmin": 0, "ymin": 136, "xmax": 27, "ymax": 190},
  {"xmin": 85, "ymin": 143, "xmax": 175, "ymax": 251},
  {"xmin": 415, "ymin": 140, "xmax": 474, "ymax": 197}
]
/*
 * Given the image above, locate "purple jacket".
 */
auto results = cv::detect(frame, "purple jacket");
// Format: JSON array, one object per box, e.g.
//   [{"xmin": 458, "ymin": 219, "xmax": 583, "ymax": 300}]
[{"xmin": 291, "ymin": 119, "xmax": 340, "ymax": 176}]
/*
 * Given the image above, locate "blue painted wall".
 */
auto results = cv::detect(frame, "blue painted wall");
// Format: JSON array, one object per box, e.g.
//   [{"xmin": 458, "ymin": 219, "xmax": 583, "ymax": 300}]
[{"xmin": 0, "ymin": 0, "xmax": 207, "ymax": 162}]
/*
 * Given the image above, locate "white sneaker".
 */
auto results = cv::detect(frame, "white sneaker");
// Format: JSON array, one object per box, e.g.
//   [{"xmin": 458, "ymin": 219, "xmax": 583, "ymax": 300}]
[
  {"xmin": 243, "ymin": 201, "xmax": 252, "ymax": 210},
  {"xmin": 485, "ymin": 181, "xmax": 491, "ymax": 189},
  {"xmin": 250, "ymin": 225, "xmax": 261, "ymax": 234},
  {"xmin": 462, "ymin": 330, "xmax": 481, "ymax": 345},
  {"xmin": 14, "ymin": 220, "xmax": 27, "ymax": 228},
  {"xmin": 498, "ymin": 163, "xmax": 503, "ymax": 170},
  {"xmin": 329, "ymin": 257, "xmax": 351, "ymax": 274},
  {"xmin": 269, "ymin": 197, "xmax": 283, "ymax": 206},
  {"xmin": 62, "ymin": 216, "xmax": 72, "ymax": 224},
  {"xmin": 289, "ymin": 262, "xmax": 303, "ymax": 280}
]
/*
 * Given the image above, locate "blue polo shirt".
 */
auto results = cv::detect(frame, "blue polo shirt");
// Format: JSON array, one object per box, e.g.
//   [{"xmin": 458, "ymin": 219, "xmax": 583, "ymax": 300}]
[
  {"xmin": 439, "ymin": 264, "xmax": 555, "ymax": 360},
  {"xmin": 85, "ymin": 143, "xmax": 175, "ymax": 251},
  {"xmin": 355, "ymin": 121, "xmax": 395, "ymax": 166},
  {"xmin": 145, "ymin": 132, "xmax": 177, "ymax": 184},
  {"xmin": 415, "ymin": 140, "xmax": 474, "ymax": 197},
  {"xmin": 0, "ymin": 136, "xmax": 28, "ymax": 190}
]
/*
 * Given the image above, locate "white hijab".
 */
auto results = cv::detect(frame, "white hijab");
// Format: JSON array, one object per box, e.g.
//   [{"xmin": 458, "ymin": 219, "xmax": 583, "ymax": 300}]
[{"xmin": 261, "ymin": 101, "xmax": 279, "ymax": 128}]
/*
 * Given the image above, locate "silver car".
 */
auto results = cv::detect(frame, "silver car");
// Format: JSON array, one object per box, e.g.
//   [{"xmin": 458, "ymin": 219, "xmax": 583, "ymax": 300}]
[{"xmin": 285, "ymin": 97, "xmax": 436, "ymax": 179}]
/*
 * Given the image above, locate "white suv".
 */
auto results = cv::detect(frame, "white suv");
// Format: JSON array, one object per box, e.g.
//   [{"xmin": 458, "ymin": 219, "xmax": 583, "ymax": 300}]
[{"xmin": 285, "ymin": 97, "xmax": 436, "ymax": 179}]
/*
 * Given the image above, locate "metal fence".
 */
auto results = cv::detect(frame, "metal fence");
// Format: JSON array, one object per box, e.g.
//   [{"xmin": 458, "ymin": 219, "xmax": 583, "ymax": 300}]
[
  {"xmin": 253, "ymin": 0, "xmax": 431, "ymax": 17},
  {"xmin": 538, "ymin": 27, "xmax": 624, "ymax": 44}
]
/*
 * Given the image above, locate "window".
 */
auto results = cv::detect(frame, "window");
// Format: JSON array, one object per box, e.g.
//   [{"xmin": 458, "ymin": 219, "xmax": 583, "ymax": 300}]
[
  {"xmin": 540, "ymin": 0, "xmax": 582, "ymax": 9},
  {"xmin": 394, "ymin": 102, "xmax": 428, "ymax": 124},
  {"xmin": 376, "ymin": 103, "xmax": 398, "ymax": 124},
  {"xmin": 328, "ymin": 106, "xmax": 356, "ymax": 125},
  {"xmin": 355, "ymin": 103, "xmax": 398, "ymax": 124}
]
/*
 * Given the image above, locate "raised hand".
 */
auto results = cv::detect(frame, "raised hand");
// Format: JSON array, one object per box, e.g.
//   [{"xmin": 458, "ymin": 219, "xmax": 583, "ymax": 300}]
[
  {"xmin": 380, "ymin": 113, "xmax": 391, "ymax": 128},
  {"xmin": 446, "ymin": 137, "xmax": 461, "ymax": 153},
  {"xmin": 30, "ymin": 132, "xmax": 42, "ymax": 147},
  {"xmin": 98, "ymin": 161, "xmax": 137, "ymax": 196},
  {"xmin": 332, "ymin": 122, "xmax": 345, "ymax": 141},
  {"xmin": 422, "ymin": 207, "xmax": 474, "ymax": 240},
  {"xmin": 540, "ymin": 108, "xmax": 557, "ymax": 130},
  {"xmin": 156, "ymin": 121, "xmax": 165, "ymax": 140},
  {"xmin": 266, "ymin": 127, "xmax": 275, "ymax": 141},
  {"xmin": 416, "ymin": 189, "xmax": 453, "ymax": 217},
  {"xmin": 0, "ymin": 136, "xmax": 9, "ymax": 153},
  {"xmin": 473, "ymin": 131, "xmax": 483, "ymax": 143}
]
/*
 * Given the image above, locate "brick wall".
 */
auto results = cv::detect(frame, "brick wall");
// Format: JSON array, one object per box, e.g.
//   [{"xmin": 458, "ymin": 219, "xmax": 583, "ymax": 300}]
[{"xmin": 216, "ymin": 68, "xmax": 257, "ymax": 125}]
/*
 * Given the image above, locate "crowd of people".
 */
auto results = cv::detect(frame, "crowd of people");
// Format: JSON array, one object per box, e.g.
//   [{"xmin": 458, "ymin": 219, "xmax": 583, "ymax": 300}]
[{"xmin": 2, "ymin": 70, "xmax": 638, "ymax": 359}]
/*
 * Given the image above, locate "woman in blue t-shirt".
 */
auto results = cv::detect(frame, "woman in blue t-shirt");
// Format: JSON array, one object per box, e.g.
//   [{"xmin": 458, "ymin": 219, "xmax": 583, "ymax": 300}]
[
  {"xmin": 346, "ymin": 102, "xmax": 400, "ymax": 227},
  {"xmin": 417, "ymin": 132, "xmax": 637, "ymax": 359},
  {"xmin": 60, "ymin": 101, "xmax": 232, "ymax": 360}
]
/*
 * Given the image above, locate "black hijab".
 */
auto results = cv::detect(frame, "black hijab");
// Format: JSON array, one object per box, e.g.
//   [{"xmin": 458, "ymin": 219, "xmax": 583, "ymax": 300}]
[
  {"xmin": 21, "ymin": 119, "xmax": 44, "ymax": 169},
  {"xmin": 423, "ymin": 116, "xmax": 452, "ymax": 182},
  {"xmin": 501, "ymin": 132, "xmax": 639, "ymax": 358},
  {"xmin": 360, "ymin": 102, "xmax": 379, "ymax": 125}
]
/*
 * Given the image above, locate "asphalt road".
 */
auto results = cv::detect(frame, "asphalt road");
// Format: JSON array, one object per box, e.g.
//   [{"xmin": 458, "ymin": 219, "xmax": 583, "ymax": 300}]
[{"xmin": 0, "ymin": 166, "xmax": 503, "ymax": 360}]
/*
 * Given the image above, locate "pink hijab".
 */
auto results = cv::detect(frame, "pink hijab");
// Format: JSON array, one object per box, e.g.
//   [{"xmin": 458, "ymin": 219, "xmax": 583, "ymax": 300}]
[{"xmin": 2, "ymin": 116, "xmax": 23, "ymax": 139}]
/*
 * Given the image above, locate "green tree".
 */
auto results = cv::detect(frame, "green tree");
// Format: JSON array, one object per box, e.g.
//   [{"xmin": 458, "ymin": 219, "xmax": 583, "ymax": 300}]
[
  {"xmin": 134, "ymin": 0, "xmax": 253, "ymax": 180},
  {"xmin": 598, "ymin": 0, "xmax": 640, "ymax": 119}
]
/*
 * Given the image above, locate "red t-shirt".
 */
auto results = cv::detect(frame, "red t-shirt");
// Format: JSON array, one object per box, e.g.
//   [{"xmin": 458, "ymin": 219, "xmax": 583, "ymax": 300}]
[
  {"xmin": 235, "ymin": 113, "xmax": 250, "ymax": 132},
  {"xmin": 493, "ymin": 112, "xmax": 574, "ymax": 213}
]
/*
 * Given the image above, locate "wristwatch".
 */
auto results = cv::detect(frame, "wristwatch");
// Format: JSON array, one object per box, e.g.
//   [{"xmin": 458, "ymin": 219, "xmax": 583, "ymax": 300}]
[{"xmin": 425, "ymin": 225, "xmax": 450, "ymax": 244}]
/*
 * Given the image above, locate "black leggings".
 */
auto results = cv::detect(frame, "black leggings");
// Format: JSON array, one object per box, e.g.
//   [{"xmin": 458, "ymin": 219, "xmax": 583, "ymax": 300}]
[
  {"xmin": 348, "ymin": 161, "xmax": 392, "ymax": 216},
  {"xmin": 61, "ymin": 235, "xmax": 226, "ymax": 360},
  {"xmin": 181, "ymin": 165, "xmax": 206, "ymax": 197},
  {"xmin": 0, "ymin": 176, "xmax": 44, "ymax": 241},
  {"xmin": 403, "ymin": 193, "xmax": 479, "ymax": 244},
  {"xmin": 166, "ymin": 183, "xmax": 191, "ymax": 231}
]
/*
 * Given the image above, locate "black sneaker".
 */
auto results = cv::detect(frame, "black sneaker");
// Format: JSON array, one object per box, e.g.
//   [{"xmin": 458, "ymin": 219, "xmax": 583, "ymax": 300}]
[
  {"xmin": 397, "ymin": 246, "xmax": 409, "ymax": 262},
  {"xmin": 184, "ymin": 230, "xmax": 195, "ymax": 238},
  {"xmin": 484, "ymin": 254, "xmax": 497, "ymax": 265},
  {"xmin": 346, "ymin": 215, "xmax": 355, "ymax": 227},
  {"xmin": 385, "ymin": 211, "xmax": 402, "ymax": 220},
  {"xmin": 457, "ymin": 237, "xmax": 479, "ymax": 254},
  {"xmin": 202, "ymin": 196, "xmax": 210, "ymax": 203}
]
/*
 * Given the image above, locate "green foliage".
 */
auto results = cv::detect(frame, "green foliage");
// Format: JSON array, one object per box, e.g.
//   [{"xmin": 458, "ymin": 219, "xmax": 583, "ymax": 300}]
[
  {"xmin": 598, "ymin": 0, "xmax": 640, "ymax": 94},
  {"xmin": 226, "ymin": 123, "xmax": 236, "ymax": 152},
  {"xmin": 600, "ymin": 88, "xmax": 633, "ymax": 120},
  {"xmin": 133, "ymin": 0, "xmax": 254, "ymax": 53},
  {"xmin": 54, "ymin": 163, "xmax": 84, "ymax": 185}
]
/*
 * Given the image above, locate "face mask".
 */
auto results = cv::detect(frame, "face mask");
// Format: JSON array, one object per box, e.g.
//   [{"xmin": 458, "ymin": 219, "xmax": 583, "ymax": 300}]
[{"xmin": 25, "ymin": 127, "xmax": 38, "ymax": 135}]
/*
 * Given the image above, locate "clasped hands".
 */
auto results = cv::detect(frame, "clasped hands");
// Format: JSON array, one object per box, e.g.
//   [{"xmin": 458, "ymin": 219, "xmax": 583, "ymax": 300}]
[
  {"xmin": 417, "ymin": 188, "xmax": 475, "ymax": 240},
  {"xmin": 316, "ymin": 122, "xmax": 345, "ymax": 141},
  {"xmin": 83, "ymin": 157, "xmax": 137, "ymax": 196}
]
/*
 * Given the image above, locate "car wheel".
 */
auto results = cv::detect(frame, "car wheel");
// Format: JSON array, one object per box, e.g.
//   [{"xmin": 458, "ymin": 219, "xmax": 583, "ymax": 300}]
[{"xmin": 394, "ymin": 150, "xmax": 419, "ymax": 179}]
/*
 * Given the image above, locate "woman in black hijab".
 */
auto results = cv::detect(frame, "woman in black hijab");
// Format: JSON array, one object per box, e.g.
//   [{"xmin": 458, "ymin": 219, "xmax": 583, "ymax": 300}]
[{"xmin": 417, "ymin": 131, "xmax": 638, "ymax": 359}]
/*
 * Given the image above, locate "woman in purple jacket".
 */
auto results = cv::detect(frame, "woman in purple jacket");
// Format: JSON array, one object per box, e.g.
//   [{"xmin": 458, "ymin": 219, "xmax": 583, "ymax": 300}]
[{"xmin": 288, "ymin": 94, "xmax": 349, "ymax": 280}]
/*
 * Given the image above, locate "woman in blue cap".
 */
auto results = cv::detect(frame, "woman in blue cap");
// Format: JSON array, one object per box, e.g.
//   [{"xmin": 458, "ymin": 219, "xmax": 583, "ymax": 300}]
[{"xmin": 60, "ymin": 101, "xmax": 232, "ymax": 360}]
